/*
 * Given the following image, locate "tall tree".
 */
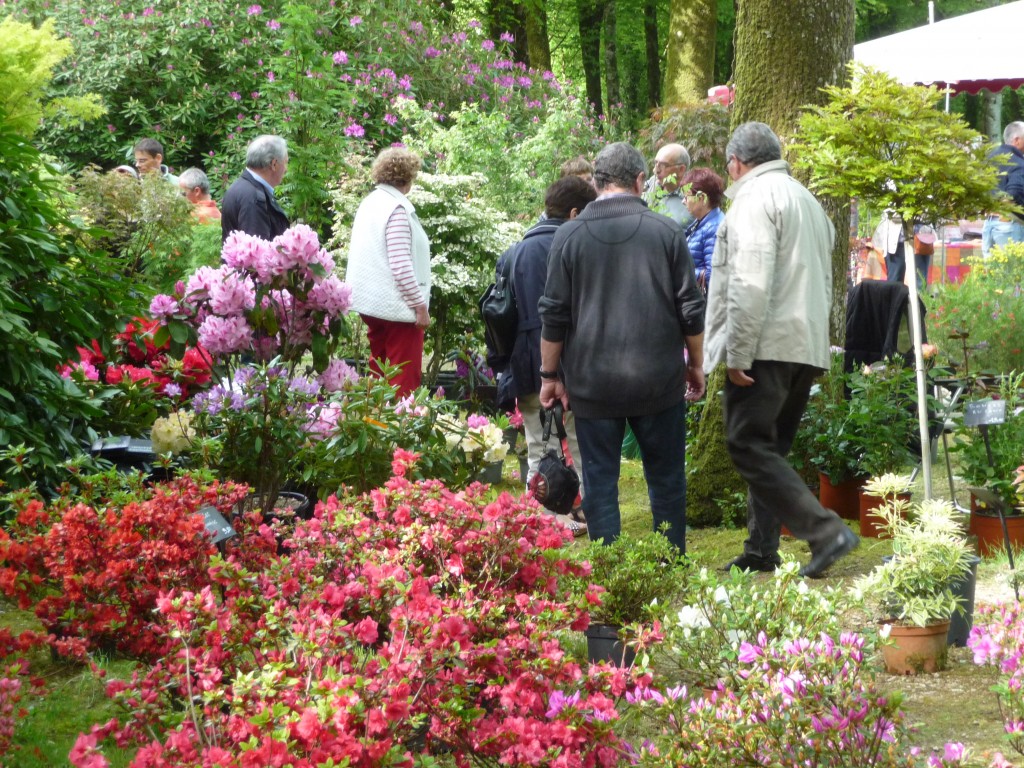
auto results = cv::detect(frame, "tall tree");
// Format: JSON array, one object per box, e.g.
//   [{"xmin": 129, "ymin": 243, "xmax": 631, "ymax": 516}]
[
  {"xmin": 732, "ymin": 0, "xmax": 855, "ymax": 341},
  {"xmin": 688, "ymin": 0, "xmax": 855, "ymax": 525},
  {"xmin": 664, "ymin": 0, "xmax": 717, "ymax": 105},
  {"xmin": 643, "ymin": 0, "xmax": 661, "ymax": 109},
  {"xmin": 523, "ymin": 0, "xmax": 553, "ymax": 72},
  {"xmin": 603, "ymin": 1, "xmax": 620, "ymax": 112},
  {"xmin": 577, "ymin": 0, "xmax": 606, "ymax": 111}
]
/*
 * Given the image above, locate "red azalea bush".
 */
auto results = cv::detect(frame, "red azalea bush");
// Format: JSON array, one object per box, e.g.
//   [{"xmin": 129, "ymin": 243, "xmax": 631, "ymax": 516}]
[
  {"xmin": 73, "ymin": 450, "xmax": 643, "ymax": 767},
  {"xmin": 0, "ymin": 476, "xmax": 249, "ymax": 661},
  {"xmin": 60, "ymin": 316, "xmax": 214, "ymax": 435}
]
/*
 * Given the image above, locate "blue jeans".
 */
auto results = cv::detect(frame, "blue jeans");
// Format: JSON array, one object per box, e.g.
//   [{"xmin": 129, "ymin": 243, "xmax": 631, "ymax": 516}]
[
  {"xmin": 574, "ymin": 400, "xmax": 688, "ymax": 551},
  {"xmin": 982, "ymin": 217, "xmax": 1024, "ymax": 259}
]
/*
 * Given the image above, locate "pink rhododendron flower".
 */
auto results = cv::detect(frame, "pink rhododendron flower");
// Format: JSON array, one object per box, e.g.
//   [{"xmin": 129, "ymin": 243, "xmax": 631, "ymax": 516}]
[
  {"xmin": 349, "ymin": 15, "xmax": 362, "ymax": 25},
  {"xmin": 184, "ymin": 265, "xmax": 225, "ymax": 304},
  {"xmin": 306, "ymin": 275, "xmax": 352, "ymax": 316},
  {"xmin": 319, "ymin": 359, "xmax": 359, "ymax": 392},
  {"xmin": 272, "ymin": 224, "xmax": 321, "ymax": 271},
  {"xmin": 481, "ymin": 39, "xmax": 495, "ymax": 51},
  {"xmin": 344, "ymin": 123, "xmax": 365, "ymax": 137},
  {"xmin": 306, "ymin": 403, "xmax": 342, "ymax": 437},
  {"xmin": 332, "ymin": 50, "xmax": 348, "ymax": 65},
  {"xmin": 247, "ymin": 4, "xmax": 261, "ymax": 14},
  {"xmin": 197, "ymin": 315, "xmax": 252, "ymax": 357},
  {"xmin": 149, "ymin": 293, "xmax": 179, "ymax": 319},
  {"xmin": 208, "ymin": 272, "xmax": 256, "ymax": 316}
]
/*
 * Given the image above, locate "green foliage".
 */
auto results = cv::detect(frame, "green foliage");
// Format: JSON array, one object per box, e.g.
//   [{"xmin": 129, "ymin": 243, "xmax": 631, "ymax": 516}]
[
  {"xmin": 793, "ymin": 65, "xmax": 1002, "ymax": 228},
  {"xmin": 330, "ymin": 167, "xmax": 522, "ymax": 382},
  {"xmin": 71, "ymin": 166, "xmax": 194, "ymax": 291},
  {"xmin": 641, "ymin": 101, "xmax": 731, "ymax": 177},
  {"xmin": 929, "ymin": 255, "xmax": 1024, "ymax": 378},
  {"xmin": 795, "ymin": 352, "xmax": 863, "ymax": 484},
  {"xmin": 949, "ymin": 371, "xmax": 1024, "ymax": 509},
  {"xmin": 853, "ymin": 497, "xmax": 973, "ymax": 627},
  {"xmin": 0, "ymin": 15, "xmax": 102, "ymax": 137},
  {"xmin": 657, "ymin": 561, "xmax": 848, "ymax": 688},
  {"xmin": 397, "ymin": 93, "xmax": 606, "ymax": 219},
  {"xmin": 845, "ymin": 360, "xmax": 921, "ymax": 477},
  {"xmin": 0, "ymin": 112, "xmax": 142, "ymax": 493},
  {"xmin": 569, "ymin": 531, "xmax": 689, "ymax": 627}
]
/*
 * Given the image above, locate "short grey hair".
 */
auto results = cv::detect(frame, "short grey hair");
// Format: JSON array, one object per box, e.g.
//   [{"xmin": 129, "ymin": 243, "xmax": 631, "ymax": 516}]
[
  {"xmin": 726, "ymin": 122, "xmax": 782, "ymax": 167},
  {"xmin": 657, "ymin": 142, "xmax": 691, "ymax": 168},
  {"xmin": 178, "ymin": 167, "xmax": 210, "ymax": 194},
  {"xmin": 246, "ymin": 135, "xmax": 288, "ymax": 169},
  {"xmin": 593, "ymin": 142, "xmax": 646, "ymax": 191},
  {"xmin": 1004, "ymin": 122, "xmax": 1024, "ymax": 144}
]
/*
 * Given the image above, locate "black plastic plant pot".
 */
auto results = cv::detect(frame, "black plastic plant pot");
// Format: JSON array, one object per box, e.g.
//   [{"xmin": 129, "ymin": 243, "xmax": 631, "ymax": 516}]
[{"xmin": 585, "ymin": 623, "xmax": 636, "ymax": 668}]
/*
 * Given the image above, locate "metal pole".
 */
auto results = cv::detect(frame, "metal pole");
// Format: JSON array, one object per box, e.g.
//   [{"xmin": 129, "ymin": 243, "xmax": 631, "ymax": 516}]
[{"xmin": 904, "ymin": 236, "xmax": 933, "ymax": 498}]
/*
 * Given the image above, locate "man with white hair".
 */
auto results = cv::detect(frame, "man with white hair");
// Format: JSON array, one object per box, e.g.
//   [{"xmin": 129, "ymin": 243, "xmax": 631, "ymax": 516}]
[
  {"xmin": 643, "ymin": 142, "xmax": 693, "ymax": 228},
  {"xmin": 707, "ymin": 121, "xmax": 858, "ymax": 579},
  {"xmin": 221, "ymin": 134, "xmax": 290, "ymax": 241},
  {"xmin": 982, "ymin": 121, "xmax": 1024, "ymax": 257},
  {"xmin": 178, "ymin": 167, "xmax": 221, "ymax": 225}
]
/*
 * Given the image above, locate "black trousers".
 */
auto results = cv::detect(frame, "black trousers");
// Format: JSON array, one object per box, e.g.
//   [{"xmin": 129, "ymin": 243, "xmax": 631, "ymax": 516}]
[{"xmin": 723, "ymin": 360, "xmax": 848, "ymax": 559}]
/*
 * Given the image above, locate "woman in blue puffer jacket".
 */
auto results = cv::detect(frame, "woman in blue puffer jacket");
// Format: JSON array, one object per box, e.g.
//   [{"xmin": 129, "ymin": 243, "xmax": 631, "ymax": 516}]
[{"xmin": 682, "ymin": 167, "xmax": 726, "ymax": 294}]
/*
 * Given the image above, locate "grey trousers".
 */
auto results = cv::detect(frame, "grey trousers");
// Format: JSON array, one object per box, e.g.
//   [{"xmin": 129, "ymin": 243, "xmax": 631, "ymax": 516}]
[{"xmin": 723, "ymin": 360, "xmax": 847, "ymax": 559}]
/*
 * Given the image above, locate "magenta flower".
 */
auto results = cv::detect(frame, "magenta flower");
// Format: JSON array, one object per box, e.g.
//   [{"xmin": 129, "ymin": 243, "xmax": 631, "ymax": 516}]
[
  {"xmin": 332, "ymin": 50, "xmax": 349, "ymax": 65},
  {"xmin": 142, "ymin": 6, "xmax": 154, "ymax": 16},
  {"xmin": 266, "ymin": 19, "xmax": 280, "ymax": 30},
  {"xmin": 229, "ymin": 91, "xmax": 241, "ymax": 101},
  {"xmin": 266, "ymin": 71, "xmax": 275, "ymax": 82},
  {"xmin": 272, "ymin": 224, "xmax": 321, "ymax": 271},
  {"xmin": 344, "ymin": 123, "xmax": 365, "ymax": 137},
  {"xmin": 481, "ymin": 39, "xmax": 495, "ymax": 51},
  {"xmin": 499, "ymin": 32, "xmax": 514, "ymax": 43},
  {"xmin": 424, "ymin": 46, "xmax": 441, "ymax": 59},
  {"xmin": 349, "ymin": 15, "xmax": 362, "ymax": 25},
  {"xmin": 247, "ymin": 4, "xmax": 261, "ymax": 15}
]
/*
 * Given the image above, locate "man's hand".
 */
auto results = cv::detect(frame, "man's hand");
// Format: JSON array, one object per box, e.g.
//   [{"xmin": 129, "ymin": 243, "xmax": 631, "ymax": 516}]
[
  {"xmin": 727, "ymin": 367, "xmax": 755, "ymax": 387},
  {"xmin": 539, "ymin": 379, "xmax": 569, "ymax": 410},
  {"xmin": 414, "ymin": 305, "xmax": 430, "ymax": 330},
  {"xmin": 685, "ymin": 364, "xmax": 706, "ymax": 401}
]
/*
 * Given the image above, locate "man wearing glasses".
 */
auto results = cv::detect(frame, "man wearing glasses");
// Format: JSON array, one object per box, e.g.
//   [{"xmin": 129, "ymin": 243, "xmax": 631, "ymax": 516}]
[{"xmin": 643, "ymin": 142, "xmax": 693, "ymax": 228}]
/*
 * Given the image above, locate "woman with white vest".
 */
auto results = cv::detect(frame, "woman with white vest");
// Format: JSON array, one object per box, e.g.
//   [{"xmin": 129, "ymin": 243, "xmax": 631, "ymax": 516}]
[{"xmin": 346, "ymin": 148, "xmax": 431, "ymax": 396}]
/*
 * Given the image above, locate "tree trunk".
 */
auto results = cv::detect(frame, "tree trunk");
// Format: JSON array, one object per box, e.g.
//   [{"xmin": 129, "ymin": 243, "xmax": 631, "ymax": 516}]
[
  {"xmin": 690, "ymin": 0, "xmax": 854, "ymax": 523},
  {"xmin": 732, "ymin": 0, "xmax": 854, "ymax": 344},
  {"xmin": 603, "ymin": 1, "xmax": 620, "ymax": 114},
  {"xmin": 486, "ymin": 0, "xmax": 529, "ymax": 65},
  {"xmin": 664, "ymin": 0, "xmax": 717, "ymax": 105},
  {"xmin": 523, "ymin": 0, "xmax": 552, "ymax": 72},
  {"xmin": 578, "ymin": 0, "xmax": 606, "ymax": 112},
  {"xmin": 644, "ymin": 0, "xmax": 661, "ymax": 109}
]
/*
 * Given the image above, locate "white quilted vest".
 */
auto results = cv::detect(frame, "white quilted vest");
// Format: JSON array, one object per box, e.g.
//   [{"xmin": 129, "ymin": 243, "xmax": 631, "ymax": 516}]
[{"xmin": 346, "ymin": 184, "xmax": 431, "ymax": 322}]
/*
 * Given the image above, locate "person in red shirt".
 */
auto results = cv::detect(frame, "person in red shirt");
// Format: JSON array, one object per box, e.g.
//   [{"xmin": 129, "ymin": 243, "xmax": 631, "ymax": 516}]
[{"xmin": 178, "ymin": 167, "xmax": 222, "ymax": 225}]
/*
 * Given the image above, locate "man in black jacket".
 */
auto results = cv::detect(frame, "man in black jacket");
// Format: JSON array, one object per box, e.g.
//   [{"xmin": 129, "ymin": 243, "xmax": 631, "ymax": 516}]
[
  {"xmin": 982, "ymin": 121, "xmax": 1024, "ymax": 257},
  {"xmin": 538, "ymin": 142, "xmax": 706, "ymax": 551},
  {"xmin": 221, "ymin": 134, "xmax": 290, "ymax": 241},
  {"xmin": 493, "ymin": 176, "xmax": 596, "ymax": 491}
]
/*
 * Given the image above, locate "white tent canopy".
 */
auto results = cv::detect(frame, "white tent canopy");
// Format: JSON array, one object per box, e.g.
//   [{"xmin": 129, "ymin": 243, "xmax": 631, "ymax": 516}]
[{"xmin": 853, "ymin": 1, "xmax": 1024, "ymax": 95}]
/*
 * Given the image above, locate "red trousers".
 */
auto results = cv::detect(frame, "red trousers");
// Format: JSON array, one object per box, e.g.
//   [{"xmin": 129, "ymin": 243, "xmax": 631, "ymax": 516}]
[{"xmin": 361, "ymin": 314, "xmax": 424, "ymax": 397}]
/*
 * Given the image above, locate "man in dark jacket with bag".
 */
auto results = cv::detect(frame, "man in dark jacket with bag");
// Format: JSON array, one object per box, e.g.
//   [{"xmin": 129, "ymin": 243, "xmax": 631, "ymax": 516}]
[
  {"xmin": 491, "ymin": 176, "xmax": 596, "ymax": 494},
  {"xmin": 538, "ymin": 142, "xmax": 706, "ymax": 551}
]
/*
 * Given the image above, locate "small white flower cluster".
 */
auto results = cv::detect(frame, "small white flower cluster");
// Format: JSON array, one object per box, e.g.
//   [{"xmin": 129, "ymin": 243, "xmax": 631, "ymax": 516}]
[{"xmin": 151, "ymin": 411, "xmax": 195, "ymax": 455}]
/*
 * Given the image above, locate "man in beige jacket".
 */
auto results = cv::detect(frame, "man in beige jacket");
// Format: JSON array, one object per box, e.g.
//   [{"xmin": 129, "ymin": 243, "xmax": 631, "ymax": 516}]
[{"xmin": 704, "ymin": 121, "xmax": 858, "ymax": 579}]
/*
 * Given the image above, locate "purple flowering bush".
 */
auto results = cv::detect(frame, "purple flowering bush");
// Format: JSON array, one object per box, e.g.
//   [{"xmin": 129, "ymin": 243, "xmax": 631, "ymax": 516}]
[
  {"xmin": 969, "ymin": 602, "xmax": 1024, "ymax": 761},
  {"xmin": 625, "ymin": 630, "xmax": 971, "ymax": 768}
]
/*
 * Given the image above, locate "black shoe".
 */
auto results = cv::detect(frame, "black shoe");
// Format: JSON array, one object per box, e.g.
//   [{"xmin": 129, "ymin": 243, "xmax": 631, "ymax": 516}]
[
  {"xmin": 720, "ymin": 553, "xmax": 781, "ymax": 573},
  {"xmin": 799, "ymin": 527, "xmax": 859, "ymax": 579}
]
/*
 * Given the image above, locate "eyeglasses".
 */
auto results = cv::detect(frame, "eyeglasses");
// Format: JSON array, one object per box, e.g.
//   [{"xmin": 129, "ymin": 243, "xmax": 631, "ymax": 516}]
[{"xmin": 653, "ymin": 161, "xmax": 680, "ymax": 170}]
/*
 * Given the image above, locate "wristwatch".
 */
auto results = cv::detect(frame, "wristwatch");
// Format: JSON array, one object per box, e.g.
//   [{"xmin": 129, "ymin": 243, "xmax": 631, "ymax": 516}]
[{"xmin": 539, "ymin": 369, "xmax": 559, "ymax": 380}]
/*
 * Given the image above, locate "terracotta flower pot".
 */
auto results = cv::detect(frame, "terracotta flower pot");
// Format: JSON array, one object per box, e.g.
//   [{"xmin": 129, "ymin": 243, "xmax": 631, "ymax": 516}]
[
  {"xmin": 968, "ymin": 506, "xmax": 1024, "ymax": 557},
  {"xmin": 881, "ymin": 621, "xmax": 951, "ymax": 674},
  {"xmin": 819, "ymin": 473, "xmax": 862, "ymax": 521},
  {"xmin": 858, "ymin": 490, "xmax": 911, "ymax": 538}
]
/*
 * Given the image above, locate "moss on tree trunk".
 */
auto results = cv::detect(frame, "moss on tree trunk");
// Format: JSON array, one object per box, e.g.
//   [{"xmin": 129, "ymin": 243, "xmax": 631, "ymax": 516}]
[
  {"xmin": 688, "ymin": 365, "xmax": 744, "ymax": 527},
  {"xmin": 664, "ymin": 0, "xmax": 717, "ymax": 106}
]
